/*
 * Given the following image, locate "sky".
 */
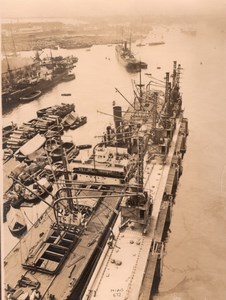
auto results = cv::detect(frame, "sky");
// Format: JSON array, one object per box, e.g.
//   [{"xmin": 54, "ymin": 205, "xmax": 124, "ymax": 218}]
[{"xmin": 1, "ymin": 0, "xmax": 226, "ymax": 19}]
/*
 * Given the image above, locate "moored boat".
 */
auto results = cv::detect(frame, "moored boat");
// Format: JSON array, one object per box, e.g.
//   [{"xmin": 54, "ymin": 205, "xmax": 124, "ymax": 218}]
[
  {"xmin": 61, "ymin": 93, "xmax": 71, "ymax": 96},
  {"xmin": 62, "ymin": 73, "xmax": 76, "ymax": 81},
  {"xmin": 148, "ymin": 41, "xmax": 165, "ymax": 46},
  {"xmin": 2, "ymin": 54, "xmax": 78, "ymax": 113},
  {"xmin": 2, "ymin": 122, "xmax": 18, "ymax": 140},
  {"xmin": 7, "ymin": 206, "xmax": 27, "ymax": 237},
  {"xmin": 70, "ymin": 116, "xmax": 87, "ymax": 130},
  {"xmin": 45, "ymin": 123, "xmax": 64, "ymax": 138},
  {"xmin": 49, "ymin": 141, "xmax": 76, "ymax": 162},
  {"xmin": 20, "ymin": 90, "xmax": 42, "ymax": 103},
  {"xmin": 14, "ymin": 134, "xmax": 46, "ymax": 162},
  {"xmin": 36, "ymin": 103, "xmax": 75, "ymax": 118},
  {"xmin": 23, "ymin": 177, "xmax": 53, "ymax": 204},
  {"xmin": 77, "ymin": 144, "xmax": 92, "ymax": 150}
]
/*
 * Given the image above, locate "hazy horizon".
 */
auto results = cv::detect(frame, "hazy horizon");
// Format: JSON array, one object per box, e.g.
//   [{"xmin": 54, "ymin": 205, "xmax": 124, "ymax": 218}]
[{"xmin": 1, "ymin": 0, "xmax": 226, "ymax": 19}]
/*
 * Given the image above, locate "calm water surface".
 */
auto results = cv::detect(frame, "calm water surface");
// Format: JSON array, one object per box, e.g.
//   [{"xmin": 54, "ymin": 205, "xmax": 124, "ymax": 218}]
[{"xmin": 2, "ymin": 21, "xmax": 226, "ymax": 300}]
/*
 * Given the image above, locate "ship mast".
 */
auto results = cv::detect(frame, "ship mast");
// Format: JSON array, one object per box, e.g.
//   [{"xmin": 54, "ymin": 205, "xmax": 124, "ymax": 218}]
[
  {"xmin": 2, "ymin": 41, "xmax": 14, "ymax": 87},
  {"xmin": 10, "ymin": 24, "xmax": 17, "ymax": 57},
  {"xmin": 129, "ymin": 32, "xmax": 132, "ymax": 53}
]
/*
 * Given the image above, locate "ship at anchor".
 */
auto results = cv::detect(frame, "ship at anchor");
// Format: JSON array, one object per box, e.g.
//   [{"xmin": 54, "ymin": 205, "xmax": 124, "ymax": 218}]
[
  {"xmin": 3, "ymin": 61, "xmax": 188, "ymax": 300},
  {"xmin": 115, "ymin": 41, "xmax": 147, "ymax": 72}
]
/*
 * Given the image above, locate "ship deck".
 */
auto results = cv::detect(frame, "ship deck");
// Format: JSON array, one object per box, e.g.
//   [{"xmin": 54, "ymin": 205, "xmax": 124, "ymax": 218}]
[
  {"xmin": 4, "ymin": 185, "xmax": 124, "ymax": 300},
  {"xmin": 82, "ymin": 117, "xmax": 183, "ymax": 300}
]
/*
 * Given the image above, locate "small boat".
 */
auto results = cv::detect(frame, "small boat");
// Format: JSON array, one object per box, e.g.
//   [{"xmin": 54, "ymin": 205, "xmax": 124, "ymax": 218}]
[
  {"xmin": 23, "ymin": 177, "xmax": 53, "ymax": 204},
  {"xmin": 36, "ymin": 103, "xmax": 75, "ymax": 118},
  {"xmin": 45, "ymin": 137, "xmax": 61, "ymax": 152},
  {"xmin": 7, "ymin": 207, "xmax": 27, "ymax": 237},
  {"xmin": 148, "ymin": 41, "xmax": 165, "ymax": 46},
  {"xmin": 20, "ymin": 90, "xmax": 42, "ymax": 103},
  {"xmin": 66, "ymin": 147, "xmax": 80, "ymax": 162},
  {"xmin": 62, "ymin": 73, "xmax": 76, "ymax": 81},
  {"xmin": 16, "ymin": 162, "xmax": 46, "ymax": 186},
  {"xmin": 45, "ymin": 124, "xmax": 64, "ymax": 138},
  {"xmin": 62, "ymin": 112, "xmax": 78, "ymax": 129},
  {"xmin": 14, "ymin": 134, "xmax": 46, "ymax": 162},
  {"xmin": 50, "ymin": 141, "xmax": 75, "ymax": 162},
  {"xmin": 3, "ymin": 123, "xmax": 18, "ymax": 137},
  {"xmin": 77, "ymin": 144, "xmax": 92, "ymax": 150},
  {"xmin": 61, "ymin": 93, "xmax": 71, "ymax": 96},
  {"xmin": 44, "ymin": 161, "xmax": 64, "ymax": 178},
  {"xmin": 70, "ymin": 116, "xmax": 87, "ymax": 130},
  {"xmin": 62, "ymin": 112, "xmax": 86, "ymax": 130},
  {"xmin": 3, "ymin": 148, "xmax": 14, "ymax": 163},
  {"xmin": 140, "ymin": 61, "xmax": 148, "ymax": 69}
]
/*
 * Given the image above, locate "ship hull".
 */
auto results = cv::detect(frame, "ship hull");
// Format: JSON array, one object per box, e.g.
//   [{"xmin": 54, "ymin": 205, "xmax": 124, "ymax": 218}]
[
  {"xmin": 4, "ymin": 185, "xmax": 124, "ymax": 299},
  {"xmin": 115, "ymin": 45, "xmax": 141, "ymax": 73},
  {"xmin": 2, "ymin": 71, "xmax": 68, "ymax": 113}
]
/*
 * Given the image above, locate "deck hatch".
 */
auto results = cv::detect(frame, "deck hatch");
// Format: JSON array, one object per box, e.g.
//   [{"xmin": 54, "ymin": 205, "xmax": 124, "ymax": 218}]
[{"xmin": 22, "ymin": 227, "xmax": 79, "ymax": 275}]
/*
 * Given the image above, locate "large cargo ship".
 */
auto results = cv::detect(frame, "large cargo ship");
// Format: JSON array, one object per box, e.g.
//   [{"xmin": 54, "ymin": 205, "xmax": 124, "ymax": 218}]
[
  {"xmin": 1, "ymin": 53, "xmax": 77, "ymax": 113},
  {"xmin": 3, "ymin": 61, "xmax": 188, "ymax": 300},
  {"xmin": 82, "ymin": 61, "xmax": 188, "ymax": 300},
  {"xmin": 115, "ymin": 41, "xmax": 147, "ymax": 72}
]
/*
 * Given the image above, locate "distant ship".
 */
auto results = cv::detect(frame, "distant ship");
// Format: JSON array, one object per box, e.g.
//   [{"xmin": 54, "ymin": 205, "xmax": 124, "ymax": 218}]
[
  {"xmin": 148, "ymin": 41, "xmax": 165, "ymax": 46},
  {"xmin": 115, "ymin": 41, "xmax": 147, "ymax": 72}
]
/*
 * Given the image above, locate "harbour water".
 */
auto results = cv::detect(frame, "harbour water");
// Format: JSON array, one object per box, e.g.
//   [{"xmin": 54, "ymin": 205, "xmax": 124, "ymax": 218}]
[{"xmin": 2, "ymin": 21, "xmax": 226, "ymax": 299}]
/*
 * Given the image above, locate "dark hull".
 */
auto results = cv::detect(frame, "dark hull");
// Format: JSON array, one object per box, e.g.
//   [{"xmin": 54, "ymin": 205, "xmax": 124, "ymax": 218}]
[
  {"xmin": 20, "ymin": 90, "xmax": 42, "ymax": 103},
  {"xmin": 62, "ymin": 74, "xmax": 76, "ymax": 81},
  {"xmin": 23, "ymin": 186, "xmax": 53, "ymax": 204},
  {"xmin": 36, "ymin": 103, "xmax": 75, "ymax": 118},
  {"xmin": 70, "ymin": 116, "xmax": 87, "ymax": 130},
  {"xmin": 115, "ymin": 44, "xmax": 145, "ymax": 73},
  {"xmin": 69, "ymin": 201, "xmax": 120, "ymax": 300},
  {"xmin": 2, "ymin": 71, "xmax": 68, "ymax": 114},
  {"xmin": 149, "ymin": 42, "xmax": 165, "ymax": 46}
]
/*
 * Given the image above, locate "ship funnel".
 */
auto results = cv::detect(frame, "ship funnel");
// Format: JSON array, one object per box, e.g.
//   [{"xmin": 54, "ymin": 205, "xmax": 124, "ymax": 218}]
[
  {"xmin": 113, "ymin": 106, "xmax": 122, "ymax": 130},
  {"xmin": 113, "ymin": 106, "xmax": 122, "ymax": 145},
  {"xmin": 106, "ymin": 125, "xmax": 112, "ymax": 142}
]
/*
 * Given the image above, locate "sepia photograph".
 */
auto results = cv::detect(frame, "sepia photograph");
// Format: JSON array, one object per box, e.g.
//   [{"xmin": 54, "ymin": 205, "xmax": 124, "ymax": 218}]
[{"xmin": 1, "ymin": 0, "xmax": 226, "ymax": 299}]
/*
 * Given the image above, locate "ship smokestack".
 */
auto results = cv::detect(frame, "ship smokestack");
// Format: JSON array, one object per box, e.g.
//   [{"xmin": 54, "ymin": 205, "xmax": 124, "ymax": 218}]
[
  {"xmin": 173, "ymin": 61, "xmax": 177, "ymax": 87},
  {"xmin": 106, "ymin": 125, "xmax": 112, "ymax": 143},
  {"xmin": 113, "ymin": 106, "xmax": 122, "ymax": 145},
  {"xmin": 113, "ymin": 106, "xmax": 122, "ymax": 129}
]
